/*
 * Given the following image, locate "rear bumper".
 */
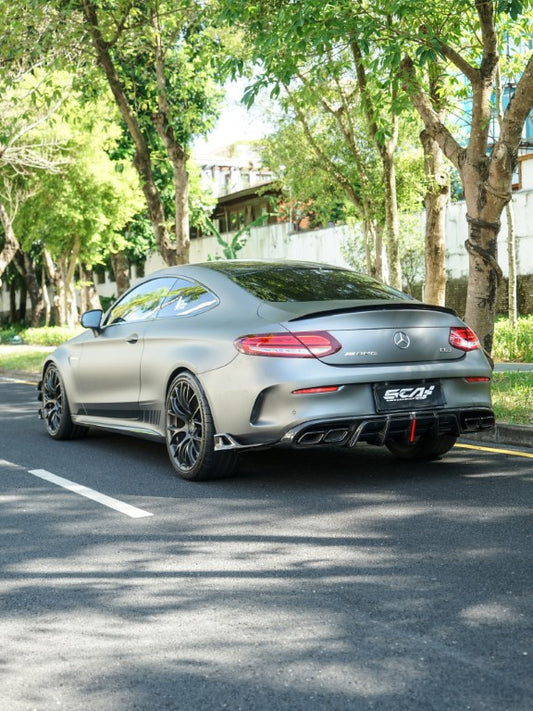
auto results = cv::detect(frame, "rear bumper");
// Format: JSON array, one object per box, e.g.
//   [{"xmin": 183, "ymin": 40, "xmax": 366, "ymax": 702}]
[
  {"xmin": 280, "ymin": 407, "xmax": 495, "ymax": 448},
  {"xmin": 214, "ymin": 407, "xmax": 495, "ymax": 451}
]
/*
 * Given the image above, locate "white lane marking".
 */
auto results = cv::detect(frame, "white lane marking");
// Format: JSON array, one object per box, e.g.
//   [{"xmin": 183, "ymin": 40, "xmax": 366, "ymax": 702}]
[{"xmin": 28, "ymin": 468, "xmax": 153, "ymax": 519}]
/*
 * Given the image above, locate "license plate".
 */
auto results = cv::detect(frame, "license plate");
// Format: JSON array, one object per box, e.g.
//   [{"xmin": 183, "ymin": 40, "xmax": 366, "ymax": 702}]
[{"xmin": 373, "ymin": 381, "xmax": 445, "ymax": 412}]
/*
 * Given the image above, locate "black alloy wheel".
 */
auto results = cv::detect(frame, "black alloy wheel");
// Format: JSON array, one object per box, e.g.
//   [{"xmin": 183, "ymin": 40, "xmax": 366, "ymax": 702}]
[
  {"xmin": 41, "ymin": 363, "xmax": 87, "ymax": 440},
  {"xmin": 165, "ymin": 372, "xmax": 237, "ymax": 481}
]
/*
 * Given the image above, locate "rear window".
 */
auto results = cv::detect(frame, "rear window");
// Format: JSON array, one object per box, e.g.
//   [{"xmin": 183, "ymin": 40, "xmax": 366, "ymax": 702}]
[{"xmin": 227, "ymin": 266, "xmax": 410, "ymax": 302}]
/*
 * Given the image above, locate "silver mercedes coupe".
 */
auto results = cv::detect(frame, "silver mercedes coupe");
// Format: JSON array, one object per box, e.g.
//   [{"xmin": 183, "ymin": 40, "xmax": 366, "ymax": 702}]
[{"xmin": 38, "ymin": 260, "xmax": 495, "ymax": 480}]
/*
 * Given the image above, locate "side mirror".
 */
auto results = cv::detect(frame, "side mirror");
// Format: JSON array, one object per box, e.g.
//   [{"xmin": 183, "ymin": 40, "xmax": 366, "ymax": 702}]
[{"xmin": 81, "ymin": 309, "xmax": 103, "ymax": 336}]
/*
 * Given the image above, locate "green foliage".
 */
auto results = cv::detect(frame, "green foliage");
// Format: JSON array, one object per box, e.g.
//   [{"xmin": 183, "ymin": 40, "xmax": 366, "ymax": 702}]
[
  {"xmin": 0, "ymin": 326, "xmax": 24, "ymax": 343},
  {"xmin": 13, "ymin": 77, "xmax": 145, "ymax": 266},
  {"xmin": 493, "ymin": 316, "xmax": 533, "ymax": 362},
  {"xmin": 203, "ymin": 214, "xmax": 268, "ymax": 259},
  {"xmin": 20, "ymin": 326, "xmax": 82, "ymax": 346},
  {"xmin": 259, "ymin": 112, "xmax": 363, "ymax": 226},
  {"xmin": 0, "ymin": 325, "xmax": 81, "ymax": 346}
]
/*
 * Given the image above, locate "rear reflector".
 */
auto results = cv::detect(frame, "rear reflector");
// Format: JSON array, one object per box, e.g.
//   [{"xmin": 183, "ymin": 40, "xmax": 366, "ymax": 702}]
[
  {"xmin": 464, "ymin": 377, "xmax": 490, "ymax": 382},
  {"xmin": 292, "ymin": 386, "xmax": 340, "ymax": 395},
  {"xmin": 235, "ymin": 331, "xmax": 341, "ymax": 358},
  {"xmin": 449, "ymin": 327, "xmax": 481, "ymax": 351}
]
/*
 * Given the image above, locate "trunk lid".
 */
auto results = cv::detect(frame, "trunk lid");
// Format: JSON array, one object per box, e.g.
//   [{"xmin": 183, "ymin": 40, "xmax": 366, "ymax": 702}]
[{"xmin": 271, "ymin": 303, "xmax": 464, "ymax": 366}]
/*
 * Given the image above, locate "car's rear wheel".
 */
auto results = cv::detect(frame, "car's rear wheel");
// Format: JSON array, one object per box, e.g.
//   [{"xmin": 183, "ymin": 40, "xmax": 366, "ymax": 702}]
[
  {"xmin": 41, "ymin": 363, "xmax": 88, "ymax": 440},
  {"xmin": 165, "ymin": 372, "xmax": 238, "ymax": 481},
  {"xmin": 385, "ymin": 433, "xmax": 457, "ymax": 461}
]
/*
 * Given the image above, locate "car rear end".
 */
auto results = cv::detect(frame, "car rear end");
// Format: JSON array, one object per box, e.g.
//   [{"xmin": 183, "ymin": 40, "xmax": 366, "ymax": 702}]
[
  {"xmin": 200, "ymin": 262, "xmax": 494, "ymax": 456},
  {"xmin": 259, "ymin": 303, "xmax": 494, "ymax": 450}
]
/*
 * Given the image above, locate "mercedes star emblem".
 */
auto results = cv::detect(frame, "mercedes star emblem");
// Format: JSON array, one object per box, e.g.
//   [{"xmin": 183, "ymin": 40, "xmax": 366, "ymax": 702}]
[{"xmin": 393, "ymin": 331, "xmax": 410, "ymax": 349}]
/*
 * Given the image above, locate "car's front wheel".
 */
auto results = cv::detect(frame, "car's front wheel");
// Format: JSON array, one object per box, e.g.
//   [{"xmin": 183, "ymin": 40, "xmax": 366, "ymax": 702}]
[
  {"xmin": 41, "ymin": 363, "xmax": 87, "ymax": 440},
  {"xmin": 165, "ymin": 372, "xmax": 238, "ymax": 481},
  {"xmin": 385, "ymin": 433, "xmax": 457, "ymax": 461}
]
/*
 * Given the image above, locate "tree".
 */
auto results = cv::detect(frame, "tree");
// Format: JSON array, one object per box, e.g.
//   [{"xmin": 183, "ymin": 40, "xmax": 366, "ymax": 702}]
[
  {"xmin": 225, "ymin": 0, "xmax": 533, "ymax": 351},
  {"xmin": 221, "ymin": 1, "xmax": 432, "ymax": 289},
  {"xmin": 14, "ymin": 87, "xmax": 144, "ymax": 326},
  {"xmin": 397, "ymin": 0, "xmax": 533, "ymax": 352},
  {"xmin": 259, "ymin": 90, "xmax": 387, "ymax": 278},
  {"xmin": 0, "ymin": 65, "xmax": 68, "ymax": 283},
  {"xmin": 71, "ymin": 0, "xmax": 224, "ymax": 266},
  {"xmin": 420, "ymin": 62, "xmax": 451, "ymax": 306},
  {"xmin": 261, "ymin": 104, "xmax": 425, "ymax": 282}
]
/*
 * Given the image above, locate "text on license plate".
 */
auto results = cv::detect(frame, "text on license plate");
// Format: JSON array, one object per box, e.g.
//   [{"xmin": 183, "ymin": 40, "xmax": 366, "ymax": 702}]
[{"xmin": 373, "ymin": 381, "xmax": 445, "ymax": 412}]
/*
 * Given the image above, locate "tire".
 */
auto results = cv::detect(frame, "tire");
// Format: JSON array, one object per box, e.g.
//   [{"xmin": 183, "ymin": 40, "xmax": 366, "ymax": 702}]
[
  {"xmin": 41, "ymin": 363, "xmax": 88, "ymax": 440},
  {"xmin": 165, "ymin": 372, "xmax": 238, "ymax": 481},
  {"xmin": 385, "ymin": 433, "xmax": 457, "ymax": 461}
]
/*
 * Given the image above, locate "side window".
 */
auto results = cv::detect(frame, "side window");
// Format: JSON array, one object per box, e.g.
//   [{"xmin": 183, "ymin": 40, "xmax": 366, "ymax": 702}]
[
  {"xmin": 157, "ymin": 277, "xmax": 219, "ymax": 319},
  {"xmin": 105, "ymin": 277, "xmax": 176, "ymax": 326}
]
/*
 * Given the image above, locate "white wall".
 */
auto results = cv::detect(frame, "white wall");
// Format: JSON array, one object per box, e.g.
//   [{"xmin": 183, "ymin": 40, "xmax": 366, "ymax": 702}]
[
  {"xmin": 445, "ymin": 190, "xmax": 533, "ymax": 279},
  {"xmin": 146, "ymin": 191, "xmax": 533, "ymax": 280},
  {"xmin": 2, "ymin": 190, "xmax": 533, "ymax": 316},
  {"xmin": 146, "ymin": 222, "xmax": 353, "ymax": 273}
]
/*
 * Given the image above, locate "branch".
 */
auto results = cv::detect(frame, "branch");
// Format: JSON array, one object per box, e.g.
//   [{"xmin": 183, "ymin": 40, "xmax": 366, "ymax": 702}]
[
  {"xmin": 350, "ymin": 40, "xmax": 380, "ymax": 143},
  {"xmin": 428, "ymin": 33, "xmax": 479, "ymax": 84},
  {"xmin": 400, "ymin": 55, "xmax": 464, "ymax": 169},
  {"xmin": 6, "ymin": 98, "xmax": 66, "ymax": 147},
  {"xmin": 283, "ymin": 83, "xmax": 363, "ymax": 208}
]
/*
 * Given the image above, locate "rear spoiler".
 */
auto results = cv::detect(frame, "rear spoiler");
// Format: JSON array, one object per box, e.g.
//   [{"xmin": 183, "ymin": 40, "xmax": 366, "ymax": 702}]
[{"xmin": 288, "ymin": 302, "xmax": 458, "ymax": 322}]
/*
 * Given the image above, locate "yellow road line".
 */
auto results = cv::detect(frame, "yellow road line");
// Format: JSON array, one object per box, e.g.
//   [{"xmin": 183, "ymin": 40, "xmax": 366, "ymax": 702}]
[{"xmin": 456, "ymin": 443, "xmax": 533, "ymax": 459}]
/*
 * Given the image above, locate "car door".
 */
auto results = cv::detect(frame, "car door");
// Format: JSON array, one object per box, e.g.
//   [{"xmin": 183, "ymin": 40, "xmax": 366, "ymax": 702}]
[{"xmin": 76, "ymin": 277, "xmax": 176, "ymax": 421}]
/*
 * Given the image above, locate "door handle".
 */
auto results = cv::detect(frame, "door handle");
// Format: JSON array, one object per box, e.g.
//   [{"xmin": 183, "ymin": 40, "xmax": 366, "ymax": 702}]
[{"xmin": 126, "ymin": 333, "xmax": 139, "ymax": 344}]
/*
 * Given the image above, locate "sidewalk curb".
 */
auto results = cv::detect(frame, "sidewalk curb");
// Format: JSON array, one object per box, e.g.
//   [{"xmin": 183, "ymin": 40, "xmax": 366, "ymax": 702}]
[{"xmin": 460, "ymin": 423, "xmax": 533, "ymax": 449}]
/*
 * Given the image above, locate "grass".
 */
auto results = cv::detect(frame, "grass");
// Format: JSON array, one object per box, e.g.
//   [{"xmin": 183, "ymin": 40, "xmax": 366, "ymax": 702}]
[
  {"xmin": 0, "ymin": 345, "xmax": 530, "ymax": 426},
  {"xmin": 0, "ymin": 348, "xmax": 53, "ymax": 374},
  {"xmin": 491, "ymin": 371, "xmax": 533, "ymax": 426}
]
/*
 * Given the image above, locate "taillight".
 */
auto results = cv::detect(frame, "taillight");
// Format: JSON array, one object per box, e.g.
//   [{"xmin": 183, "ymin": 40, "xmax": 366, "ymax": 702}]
[
  {"xmin": 234, "ymin": 331, "xmax": 341, "ymax": 358},
  {"xmin": 449, "ymin": 327, "xmax": 480, "ymax": 351}
]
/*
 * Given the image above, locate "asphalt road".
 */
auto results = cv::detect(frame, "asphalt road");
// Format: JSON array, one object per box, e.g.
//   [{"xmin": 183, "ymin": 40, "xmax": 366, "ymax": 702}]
[{"xmin": 1, "ymin": 377, "xmax": 532, "ymax": 711}]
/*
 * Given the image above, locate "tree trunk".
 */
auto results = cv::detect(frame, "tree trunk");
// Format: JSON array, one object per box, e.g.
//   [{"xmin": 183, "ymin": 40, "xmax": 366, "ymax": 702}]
[
  {"xmin": 381, "ymin": 145, "xmax": 402, "ymax": 289},
  {"xmin": 43, "ymin": 249, "xmax": 65, "ymax": 326},
  {"xmin": 153, "ymin": 15, "xmax": 190, "ymax": 264},
  {"xmin": 14, "ymin": 251, "xmax": 46, "ymax": 327},
  {"xmin": 62, "ymin": 236, "xmax": 81, "ymax": 328},
  {"xmin": 420, "ymin": 130, "xmax": 449, "ymax": 306},
  {"xmin": 79, "ymin": 263, "xmax": 103, "ymax": 313},
  {"xmin": 375, "ymin": 226, "xmax": 389, "ymax": 284},
  {"xmin": 110, "ymin": 251, "xmax": 131, "ymax": 297},
  {"xmin": 80, "ymin": 0, "xmax": 179, "ymax": 266},
  {"xmin": 9, "ymin": 281, "xmax": 17, "ymax": 323},
  {"xmin": 506, "ymin": 201, "xmax": 517, "ymax": 328},
  {"xmin": 461, "ymin": 143, "xmax": 511, "ymax": 353},
  {"xmin": 18, "ymin": 282, "xmax": 27, "ymax": 323},
  {"xmin": 42, "ymin": 265, "xmax": 51, "ymax": 326},
  {"xmin": 0, "ymin": 201, "xmax": 20, "ymax": 281}
]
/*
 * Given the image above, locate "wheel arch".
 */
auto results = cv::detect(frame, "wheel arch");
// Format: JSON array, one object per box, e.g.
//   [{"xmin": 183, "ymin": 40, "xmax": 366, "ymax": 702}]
[{"xmin": 164, "ymin": 367, "xmax": 220, "ymax": 431}]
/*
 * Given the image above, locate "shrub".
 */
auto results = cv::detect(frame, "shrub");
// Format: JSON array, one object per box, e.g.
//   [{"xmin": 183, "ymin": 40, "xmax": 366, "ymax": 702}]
[
  {"xmin": 0, "ymin": 327, "xmax": 24, "ymax": 343},
  {"xmin": 20, "ymin": 326, "xmax": 82, "ymax": 346},
  {"xmin": 493, "ymin": 316, "xmax": 533, "ymax": 362}
]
